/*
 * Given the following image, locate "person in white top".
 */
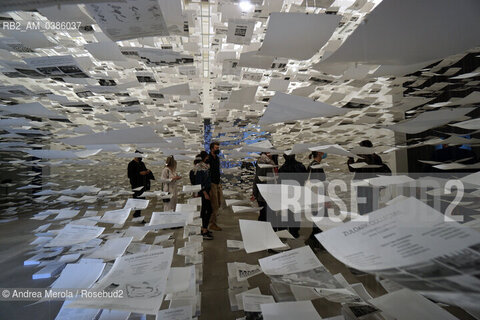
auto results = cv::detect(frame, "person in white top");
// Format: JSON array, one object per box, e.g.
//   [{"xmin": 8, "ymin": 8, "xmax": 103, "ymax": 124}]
[{"xmin": 161, "ymin": 155, "xmax": 182, "ymax": 211}]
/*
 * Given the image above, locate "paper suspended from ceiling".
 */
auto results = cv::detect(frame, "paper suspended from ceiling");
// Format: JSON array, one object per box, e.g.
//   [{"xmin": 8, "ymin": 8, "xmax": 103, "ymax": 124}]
[
  {"xmin": 386, "ymin": 107, "xmax": 476, "ymax": 134},
  {"xmin": 259, "ymin": 12, "xmax": 341, "ymax": 60},
  {"xmin": 450, "ymin": 118, "xmax": 480, "ymax": 130},
  {"xmin": 227, "ymin": 86, "xmax": 258, "ymax": 108},
  {"xmin": 25, "ymin": 149, "xmax": 102, "ymax": 159},
  {"xmin": 321, "ymin": 0, "xmax": 480, "ymax": 65},
  {"xmin": 239, "ymin": 51, "xmax": 274, "ymax": 69},
  {"xmin": 0, "ymin": 102, "xmax": 66, "ymax": 120},
  {"xmin": 158, "ymin": 83, "xmax": 191, "ymax": 96},
  {"xmin": 85, "ymin": 41, "xmax": 126, "ymax": 62},
  {"xmin": 227, "ymin": 19, "xmax": 256, "ymax": 45},
  {"xmin": 261, "ymin": 301, "xmax": 322, "ymax": 320},
  {"xmin": 85, "ymin": 0, "xmax": 169, "ymax": 41},
  {"xmin": 157, "ymin": 0, "xmax": 189, "ymax": 36},
  {"xmin": 24, "ymin": 55, "xmax": 89, "ymax": 78},
  {"xmin": 259, "ymin": 92, "xmax": 348, "ymax": 124},
  {"xmin": 257, "ymin": 184, "xmax": 329, "ymax": 213},
  {"xmin": 61, "ymin": 126, "xmax": 165, "ymax": 146},
  {"xmin": 37, "ymin": 4, "xmax": 96, "ymax": 25},
  {"xmin": 4, "ymin": 30, "xmax": 57, "ymax": 49},
  {"xmin": 308, "ymin": 144, "xmax": 356, "ymax": 157},
  {"xmin": 239, "ymin": 219, "xmax": 285, "ymax": 253},
  {"xmin": 0, "ymin": 0, "xmax": 108, "ymax": 12}
]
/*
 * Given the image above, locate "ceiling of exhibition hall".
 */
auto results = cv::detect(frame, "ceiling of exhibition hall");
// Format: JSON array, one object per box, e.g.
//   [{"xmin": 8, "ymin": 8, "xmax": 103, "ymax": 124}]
[{"xmin": 0, "ymin": 0, "xmax": 479, "ymax": 162}]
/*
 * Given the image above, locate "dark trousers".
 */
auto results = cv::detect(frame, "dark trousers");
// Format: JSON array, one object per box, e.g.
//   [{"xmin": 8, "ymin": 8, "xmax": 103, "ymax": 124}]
[
  {"xmin": 258, "ymin": 200, "xmax": 267, "ymax": 222},
  {"xmin": 133, "ymin": 189, "xmax": 145, "ymax": 217},
  {"xmin": 357, "ymin": 186, "xmax": 376, "ymax": 215},
  {"xmin": 267, "ymin": 209, "xmax": 300, "ymax": 238},
  {"xmin": 309, "ymin": 206, "xmax": 324, "ymax": 239},
  {"xmin": 309, "ymin": 226, "xmax": 321, "ymax": 239},
  {"xmin": 201, "ymin": 195, "xmax": 212, "ymax": 229}
]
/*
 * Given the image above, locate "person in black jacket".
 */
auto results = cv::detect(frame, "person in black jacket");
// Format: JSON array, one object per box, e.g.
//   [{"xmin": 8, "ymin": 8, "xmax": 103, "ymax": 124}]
[
  {"xmin": 194, "ymin": 151, "xmax": 214, "ymax": 240},
  {"xmin": 277, "ymin": 154, "xmax": 307, "ymax": 238},
  {"xmin": 305, "ymin": 151, "xmax": 327, "ymax": 250},
  {"xmin": 189, "ymin": 157, "xmax": 202, "ymax": 187},
  {"xmin": 252, "ymin": 152, "xmax": 277, "ymax": 221},
  {"xmin": 307, "ymin": 151, "xmax": 326, "ymax": 181},
  {"xmin": 206, "ymin": 141, "xmax": 223, "ymax": 231},
  {"xmin": 347, "ymin": 140, "xmax": 391, "ymax": 214},
  {"xmin": 429, "ymin": 144, "xmax": 478, "ymax": 173},
  {"xmin": 127, "ymin": 151, "xmax": 154, "ymax": 217},
  {"xmin": 347, "ymin": 144, "xmax": 391, "ymax": 179}
]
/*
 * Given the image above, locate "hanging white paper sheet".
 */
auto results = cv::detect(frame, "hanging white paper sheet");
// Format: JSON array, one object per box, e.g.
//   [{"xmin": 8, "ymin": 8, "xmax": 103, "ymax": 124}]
[
  {"xmin": 51, "ymin": 261, "xmax": 106, "ymax": 289},
  {"xmin": 386, "ymin": 108, "xmax": 476, "ymax": 134},
  {"xmin": 242, "ymin": 293, "xmax": 275, "ymax": 312},
  {"xmin": 85, "ymin": 41, "xmax": 127, "ymax": 62},
  {"xmin": 369, "ymin": 289, "xmax": 458, "ymax": 320},
  {"xmin": 227, "ymin": 19, "xmax": 256, "ymax": 45},
  {"xmin": 99, "ymin": 208, "xmax": 131, "ymax": 225},
  {"xmin": 0, "ymin": 102, "xmax": 65, "ymax": 119},
  {"xmin": 86, "ymin": 0, "xmax": 169, "ymax": 41},
  {"xmin": 158, "ymin": 83, "xmax": 191, "ymax": 96},
  {"xmin": 146, "ymin": 212, "xmax": 188, "ymax": 230},
  {"xmin": 322, "ymin": 0, "xmax": 480, "ymax": 65},
  {"xmin": 259, "ymin": 246, "xmax": 323, "ymax": 275},
  {"xmin": 316, "ymin": 197, "xmax": 480, "ymax": 271},
  {"xmin": 124, "ymin": 198, "xmax": 150, "ymax": 211},
  {"xmin": 67, "ymin": 248, "xmax": 174, "ymax": 315},
  {"xmin": 260, "ymin": 301, "xmax": 322, "ymax": 320},
  {"xmin": 88, "ymin": 237, "xmax": 133, "ymax": 261},
  {"xmin": 257, "ymin": 184, "xmax": 329, "ymax": 213},
  {"xmin": 239, "ymin": 51, "xmax": 274, "ymax": 69},
  {"xmin": 165, "ymin": 266, "xmax": 195, "ymax": 294},
  {"xmin": 38, "ymin": 4, "xmax": 96, "ymax": 25},
  {"xmin": 239, "ymin": 219, "xmax": 284, "ymax": 253},
  {"xmin": 259, "ymin": 12, "xmax": 340, "ymax": 60},
  {"xmin": 259, "ymin": 92, "xmax": 348, "ymax": 124},
  {"xmin": 54, "ymin": 301, "xmax": 101, "ymax": 320},
  {"xmin": 98, "ymin": 309, "xmax": 131, "ymax": 320},
  {"xmin": 156, "ymin": 306, "xmax": 192, "ymax": 320},
  {"xmin": 61, "ymin": 126, "xmax": 164, "ymax": 145},
  {"xmin": 46, "ymin": 224, "xmax": 105, "ymax": 247}
]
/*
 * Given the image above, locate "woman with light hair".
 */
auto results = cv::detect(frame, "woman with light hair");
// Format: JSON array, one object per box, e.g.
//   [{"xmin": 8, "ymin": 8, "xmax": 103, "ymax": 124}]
[{"xmin": 161, "ymin": 155, "xmax": 181, "ymax": 211}]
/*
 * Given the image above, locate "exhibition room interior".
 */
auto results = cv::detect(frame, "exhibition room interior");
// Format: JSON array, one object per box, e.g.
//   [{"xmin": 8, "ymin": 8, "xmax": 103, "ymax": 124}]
[{"xmin": 0, "ymin": 0, "xmax": 479, "ymax": 319}]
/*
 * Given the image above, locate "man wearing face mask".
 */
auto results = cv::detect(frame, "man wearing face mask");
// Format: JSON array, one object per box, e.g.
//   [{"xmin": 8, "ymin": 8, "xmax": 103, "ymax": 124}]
[
  {"xmin": 206, "ymin": 141, "xmax": 223, "ymax": 231},
  {"xmin": 128, "ymin": 151, "xmax": 154, "ymax": 218}
]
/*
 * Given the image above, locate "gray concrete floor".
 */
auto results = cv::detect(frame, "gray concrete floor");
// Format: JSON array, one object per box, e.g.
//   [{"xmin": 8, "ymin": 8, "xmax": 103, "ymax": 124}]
[{"xmin": 0, "ymin": 200, "xmax": 476, "ymax": 320}]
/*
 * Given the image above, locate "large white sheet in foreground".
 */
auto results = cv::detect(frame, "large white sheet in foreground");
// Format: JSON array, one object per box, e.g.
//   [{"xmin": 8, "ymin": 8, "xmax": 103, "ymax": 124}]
[
  {"xmin": 316, "ymin": 197, "xmax": 480, "ymax": 271},
  {"xmin": 239, "ymin": 220, "xmax": 284, "ymax": 253},
  {"xmin": 316, "ymin": 197, "xmax": 480, "ymax": 310},
  {"xmin": 257, "ymin": 184, "xmax": 329, "ymax": 213},
  {"xmin": 68, "ymin": 247, "xmax": 174, "ymax": 315}
]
